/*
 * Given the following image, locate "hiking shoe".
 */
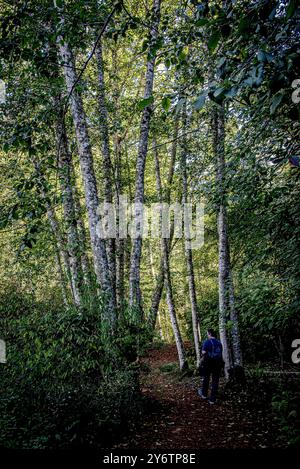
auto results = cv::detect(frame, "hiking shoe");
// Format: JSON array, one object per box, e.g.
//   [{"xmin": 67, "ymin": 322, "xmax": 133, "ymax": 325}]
[{"xmin": 198, "ymin": 389, "xmax": 208, "ymax": 399}]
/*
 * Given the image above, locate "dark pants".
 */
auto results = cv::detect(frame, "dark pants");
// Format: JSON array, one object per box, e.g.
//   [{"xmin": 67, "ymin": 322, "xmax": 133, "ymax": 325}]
[{"xmin": 201, "ymin": 366, "xmax": 221, "ymax": 403}]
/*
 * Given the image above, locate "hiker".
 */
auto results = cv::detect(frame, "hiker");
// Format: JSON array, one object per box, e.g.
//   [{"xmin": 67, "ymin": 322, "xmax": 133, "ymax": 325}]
[{"xmin": 198, "ymin": 329, "xmax": 224, "ymax": 405}]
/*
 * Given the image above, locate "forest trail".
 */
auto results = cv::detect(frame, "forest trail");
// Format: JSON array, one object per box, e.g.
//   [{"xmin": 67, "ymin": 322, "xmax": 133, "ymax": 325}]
[{"xmin": 115, "ymin": 344, "xmax": 277, "ymax": 449}]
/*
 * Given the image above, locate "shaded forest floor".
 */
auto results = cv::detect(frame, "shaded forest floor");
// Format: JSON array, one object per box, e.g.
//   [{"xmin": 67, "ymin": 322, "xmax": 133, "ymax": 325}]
[{"xmin": 114, "ymin": 343, "xmax": 282, "ymax": 449}]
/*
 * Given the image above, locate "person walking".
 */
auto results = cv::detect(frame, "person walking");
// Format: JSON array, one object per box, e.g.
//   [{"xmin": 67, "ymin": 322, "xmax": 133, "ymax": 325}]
[{"xmin": 198, "ymin": 329, "xmax": 224, "ymax": 404}]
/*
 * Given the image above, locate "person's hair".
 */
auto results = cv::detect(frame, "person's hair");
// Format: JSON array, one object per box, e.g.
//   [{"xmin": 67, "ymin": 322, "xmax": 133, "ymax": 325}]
[{"xmin": 207, "ymin": 328, "xmax": 216, "ymax": 337}]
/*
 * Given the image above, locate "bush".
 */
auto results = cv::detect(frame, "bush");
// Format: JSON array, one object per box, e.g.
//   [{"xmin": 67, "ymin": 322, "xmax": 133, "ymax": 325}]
[
  {"xmin": 272, "ymin": 381, "xmax": 300, "ymax": 447},
  {"xmin": 227, "ymin": 366, "xmax": 300, "ymax": 448},
  {"xmin": 0, "ymin": 292, "xmax": 144, "ymax": 449},
  {"xmin": 159, "ymin": 362, "xmax": 178, "ymax": 373}
]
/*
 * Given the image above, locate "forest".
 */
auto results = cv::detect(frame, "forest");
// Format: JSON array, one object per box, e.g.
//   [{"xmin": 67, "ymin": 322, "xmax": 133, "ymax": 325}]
[{"xmin": 0, "ymin": 0, "xmax": 299, "ymax": 453}]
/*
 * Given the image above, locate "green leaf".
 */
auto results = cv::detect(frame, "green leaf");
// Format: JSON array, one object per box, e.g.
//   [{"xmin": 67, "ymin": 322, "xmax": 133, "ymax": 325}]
[
  {"xmin": 178, "ymin": 50, "xmax": 187, "ymax": 62},
  {"xmin": 286, "ymin": 0, "xmax": 297, "ymax": 19},
  {"xmin": 137, "ymin": 96, "xmax": 154, "ymax": 110},
  {"xmin": 238, "ymin": 17, "xmax": 250, "ymax": 36},
  {"xmin": 270, "ymin": 94, "xmax": 283, "ymax": 115},
  {"xmin": 141, "ymin": 39, "xmax": 148, "ymax": 52},
  {"xmin": 162, "ymin": 96, "xmax": 171, "ymax": 111},
  {"xmin": 195, "ymin": 18, "xmax": 209, "ymax": 26},
  {"xmin": 208, "ymin": 31, "xmax": 221, "ymax": 52},
  {"xmin": 54, "ymin": 0, "xmax": 63, "ymax": 7}
]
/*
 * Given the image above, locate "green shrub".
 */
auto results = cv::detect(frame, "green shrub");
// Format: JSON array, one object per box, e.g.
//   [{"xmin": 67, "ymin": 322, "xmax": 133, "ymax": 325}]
[
  {"xmin": 159, "ymin": 362, "xmax": 178, "ymax": 373},
  {"xmin": 272, "ymin": 384, "xmax": 300, "ymax": 447},
  {"xmin": 0, "ymin": 293, "xmax": 144, "ymax": 449}
]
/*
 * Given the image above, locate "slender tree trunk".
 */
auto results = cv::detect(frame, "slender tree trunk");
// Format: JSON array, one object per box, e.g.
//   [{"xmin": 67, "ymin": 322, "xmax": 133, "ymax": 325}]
[
  {"xmin": 56, "ymin": 24, "xmax": 116, "ymax": 327},
  {"xmin": 213, "ymin": 106, "xmax": 232, "ymax": 376},
  {"xmin": 33, "ymin": 157, "xmax": 76, "ymax": 303},
  {"xmin": 180, "ymin": 105, "xmax": 201, "ymax": 369},
  {"xmin": 217, "ymin": 108, "xmax": 243, "ymax": 371},
  {"xmin": 164, "ymin": 259, "xmax": 187, "ymax": 370},
  {"xmin": 54, "ymin": 245, "xmax": 69, "ymax": 307},
  {"xmin": 157, "ymin": 307, "xmax": 163, "ymax": 340},
  {"xmin": 44, "ymin": 198, "xmax": 70, "ymax": 283},
  {"xmin": 45, "ymin": 199, "xmax": 72, "ymax": 291},
  {"xmin": 129, "ymin": 0, "xmax": 161, "ymax": 317},
  {"xmin": 228, "ymin": 258, "xmax": 243, "ymax": 367},
  {"xmin": 69, "ymin": 161, "xmax": 93, "ymax": 288},
  {"xmin": 56, "ymin": 97, "xmax": 83, "ymax": 307},
  {"xmin": 95, "ymin": 39, "xmax": 116, "ymax": 293},
  {"xmin": 154, "ymin": 140, "xmax": 187, "ymax": 371},
  {"xmin": 148, "ymin": 256, "xmax": 165, "ymax": 330},
  {"xmin": 148, "ymin": 242, "xmax": 163, "ymax": 339},
  {"xmin": 217, "ymin": 207, "xmax": 232, "ymax": 377},
  {"xmin": 73, "ymin": 188, "xmax": 92, "ymax": 287},
  {"xmin": 110, "ymin": 45, "xmax": 125, "ymax": 312},
  {"xmin": 115, "ymin": 137, "xmax": 125, "ymax": 312},
  {"xmin": 148, "ymin": 119, "xmax": 179, "ymax": 330}
]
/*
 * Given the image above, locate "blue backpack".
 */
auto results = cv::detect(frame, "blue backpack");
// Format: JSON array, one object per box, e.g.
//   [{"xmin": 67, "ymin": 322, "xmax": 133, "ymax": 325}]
[{"xmin": 207, "ymin": 339, "xmax": 223, "ymax": 360}]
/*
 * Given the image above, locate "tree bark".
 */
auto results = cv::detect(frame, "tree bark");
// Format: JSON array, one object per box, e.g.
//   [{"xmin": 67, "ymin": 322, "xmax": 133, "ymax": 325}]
[
  {"xmin": 228, "ymin": 256, "xmax": 243, "ymax": 367},
  {"xmin": 148, "ymin": 241, "xmax": 163, "ymax": 339},
  {"xmin": 114, "ymin": 135, "xmax": 125, "ymax": 312},
  {"xmin": 129, "ymin": 0, "xmax": 161, "ymax": 317},
  {"xmin": 180, "ymin": 105, "xmax": 201, "ymax": 369},
  {"xmin": 148, "ymin": 119, "xmax": 179, "ymax": 330},
  {"xmin": 56, "ymin": 97, "xmax": 83, "ymax": 307},
  {"xmin": 154, "ymin": 140, "xmax": 187, "ymax": 371},
  {"xmin": 54, "ymin": 242, "xmax": 69, "ymax": 307},
  {"xmin": 110, "ymin": 45, "xmax": 125, "ymax": 313},
  {"xmin": 33, "ymin": 156, "xmax": 76, "ymax": 302},
  {"xmin": 95, "ymin": 39, "xmax": 116, "ymax": 294},
  {"xmin": 213, "ymin": 105, "xmax": 240, "ymax": 376},
  {"xmin": 72, "ymin": 185, "xmax": 92, "ymax": 288},
  {"xmin": 68, "ymin": 159, "xmax": 93, "ymax": 289}
]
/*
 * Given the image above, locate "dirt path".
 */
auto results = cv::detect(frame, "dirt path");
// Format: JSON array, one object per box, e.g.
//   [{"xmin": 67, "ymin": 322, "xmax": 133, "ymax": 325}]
[{"xmin": 115, "ymin": 344, "xmax": 278, "ymax": 449}]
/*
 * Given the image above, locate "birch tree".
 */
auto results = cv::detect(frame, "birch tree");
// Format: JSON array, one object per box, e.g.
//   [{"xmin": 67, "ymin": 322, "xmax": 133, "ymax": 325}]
[
  {"xmin": 95, "ymin": 39, "xmax": 116, "ymax": 294},
  {"xmin": 180, "ymin": 104, "xmax": 201, "ymax": 369},
  {"xmin": 72, "ymin": 183, "xmax": 92, "ymax": 289},
  {"xmin": 129, "ymin": 0, "xmax": 161, "ymax": 316},
  {"xmin": 33, "ymin": 157, "xmax": 73, "ymax": 304},
  {"xmin": 154, "ymin": 140, "xmax": 187, "ymax": 371},
  {"xmin": 213, "ymin": 106, "xmax": 243, "ymax": 375},
  {"xmin": 148, "ymin": 119, "xmax": 178, "ymax": 331},
  {"xmin": 56, "ymin": 98, "xmax": 83, "ymax": 307}
]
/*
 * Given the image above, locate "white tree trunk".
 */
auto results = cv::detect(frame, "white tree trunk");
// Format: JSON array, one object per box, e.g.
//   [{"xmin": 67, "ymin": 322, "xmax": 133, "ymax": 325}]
[
  {"xmin": 72, "ymin": 185, "xmax": 92, "ymax": 288},
  {"xmin": 214, "ymin": 106, "xmax": 234, "ymax": 376},
  {"xmin": 148, "ymin": 120, "xmax": 178, "ymax": 330},
  {"xmin": 111, "ymin": 46, "xmax": 125, "ymax": 313},
  {"xmin": 56, "ymin": 99, "xmax": 83, "ymax": 306},
  {"xmin": 154, "ymin": 141, "xmax": 187, "ymax": 371},
  {"xmin": 95, "ymin": 39, "xmax": 116, "ymax": 295},
  {"xmin": 180, "ymin": 105, "xmax": 201, "ymax": 368},
  {"xmin": 54, "ymin": 249, "xmax": 69, "ymax": 307},
  {"xmin": 228, "ymin": 261, "xmax": 243, "ymax": 367},
  {"xmin": 217, "ymin": 204, "xmax": 232, "ymax": 377},
  {"xmin": 129, "ymin": 0, "xmax": 161, "ymax": 316}
]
